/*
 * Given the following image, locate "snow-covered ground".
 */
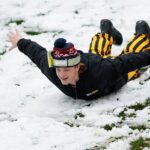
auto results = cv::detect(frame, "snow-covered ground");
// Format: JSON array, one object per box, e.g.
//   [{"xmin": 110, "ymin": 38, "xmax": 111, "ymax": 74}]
[{"xmin": 0, "ymin": 0, "xmax": 150, "ymax": 149}]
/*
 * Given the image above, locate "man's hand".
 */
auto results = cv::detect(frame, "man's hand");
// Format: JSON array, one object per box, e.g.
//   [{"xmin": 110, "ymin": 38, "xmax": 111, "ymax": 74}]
[{"xmin": 7, "ymin": 30, "xmax": 22, "ymax": 51}]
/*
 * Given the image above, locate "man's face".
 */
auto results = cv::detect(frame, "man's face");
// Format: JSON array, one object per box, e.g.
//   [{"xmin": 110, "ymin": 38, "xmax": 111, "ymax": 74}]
[{"xmin": 55, "ymin": 65, "xmax": 80, "ymax": 85}]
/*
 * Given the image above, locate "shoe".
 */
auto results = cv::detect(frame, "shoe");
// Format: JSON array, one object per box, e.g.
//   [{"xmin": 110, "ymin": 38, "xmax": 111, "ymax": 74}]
[
  {"xmin": 100, "ymin": 19, "xmax": 123, "ymax": 45},
  {"xmin": 135, "ymin": 20, "xmax": 150, "ymax": 38}
]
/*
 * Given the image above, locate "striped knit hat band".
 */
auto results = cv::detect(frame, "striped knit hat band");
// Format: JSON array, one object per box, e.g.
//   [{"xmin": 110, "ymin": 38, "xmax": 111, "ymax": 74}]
[{"xmin": 50, "ymin": 38, "xmax": 81, "ymax": 67}]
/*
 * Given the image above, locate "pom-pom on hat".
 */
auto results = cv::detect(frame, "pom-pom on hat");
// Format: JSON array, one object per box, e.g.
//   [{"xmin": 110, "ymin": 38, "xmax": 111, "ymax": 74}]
[{"xmin": 50, "ymin": 38, "xmax": 81, "ymax": 67}]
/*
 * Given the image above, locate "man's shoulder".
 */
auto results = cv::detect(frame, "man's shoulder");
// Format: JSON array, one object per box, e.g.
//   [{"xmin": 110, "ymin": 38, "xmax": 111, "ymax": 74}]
[{"xmin": 79, "ymin": 51, "xmax": 102, "ymax": 63}]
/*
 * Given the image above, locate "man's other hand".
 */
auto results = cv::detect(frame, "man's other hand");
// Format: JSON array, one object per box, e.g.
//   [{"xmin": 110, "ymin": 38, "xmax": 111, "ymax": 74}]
[{"xmin": 7, "ymin": 30, "xmax": 22, "ymax": 51}]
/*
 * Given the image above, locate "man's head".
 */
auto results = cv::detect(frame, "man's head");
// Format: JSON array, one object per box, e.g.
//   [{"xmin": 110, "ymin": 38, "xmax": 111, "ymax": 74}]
[
  {"xmin": 50, "ymin": 38, "xmax": 81, "ymax": 85},
  {"xmin": 55, "ymin": 65, "xmax": 80, "ymax": 85}
]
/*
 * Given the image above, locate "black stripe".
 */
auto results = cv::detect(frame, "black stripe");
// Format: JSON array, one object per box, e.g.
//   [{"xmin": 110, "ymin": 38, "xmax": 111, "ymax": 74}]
[
  {"xmin": 107, "ymin": 45, "xmax": 111, "ymax": 56},
  {"xmin": 108, "ymin": 34, "xmax": 111, "ymax": 41},
  {"xmin": 126, "ymin": 35, "xmax": 140, "ymax": 53},
  {"xmin": 106, "ymin": 34, "xmax": 111, "ymax": 55},
  {"xmin": 101, "ymin": 34, "xmax": 105, "ymax": 56},
  {"xmin": 133, "ymin": 37, "xmax": 147, "ymax": 52}
]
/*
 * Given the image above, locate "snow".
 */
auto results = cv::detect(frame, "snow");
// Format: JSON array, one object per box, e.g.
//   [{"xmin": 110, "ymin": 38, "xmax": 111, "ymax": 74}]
[{"xmin": 0, "ymin": 0, "xmax": 150, "ymax": 149}]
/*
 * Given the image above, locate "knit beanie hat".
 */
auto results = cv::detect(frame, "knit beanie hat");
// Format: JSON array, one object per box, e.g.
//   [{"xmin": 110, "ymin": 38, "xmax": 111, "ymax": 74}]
[{"xmin": 48, "ymin": 38, "xmax": 81, "ymax": 67}]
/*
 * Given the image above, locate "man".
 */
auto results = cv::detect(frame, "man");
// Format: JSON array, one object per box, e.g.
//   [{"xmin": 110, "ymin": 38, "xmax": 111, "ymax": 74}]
[{"xmin": 7, "ymin": 19, "xmax": 150, "ymax": 100}]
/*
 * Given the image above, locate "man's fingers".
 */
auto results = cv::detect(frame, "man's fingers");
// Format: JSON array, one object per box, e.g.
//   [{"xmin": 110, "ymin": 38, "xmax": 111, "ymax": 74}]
[
  {"xmin": 7, "ymin": 31, "xmax": 15, "ymax": 38},
  {"xmin": 7, "ymin": 32, "xmax": 13, "ymax": 41},
  {"xmin": 8, "ymin": 45, "xmax": 16, "ymax": 51},
  {"xmin": 6, "ymin": 30, "xmax": 21, "ymax": 51},
  {"xmin": 8, "ymin": 47, "xmax": 13, "ymax": 51}
]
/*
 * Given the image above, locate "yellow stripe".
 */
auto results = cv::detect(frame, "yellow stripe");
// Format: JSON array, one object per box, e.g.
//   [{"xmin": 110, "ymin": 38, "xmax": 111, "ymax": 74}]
[
  {"xmin": 143, "ymin": 46, "xmax": 150, "ymax": 51},
  {"xmin": 91, "ymin": 50, "xmax": 97, "ymax": 55},
  {"xmin": 123, "ymin": 47, "xmax": 127, "ymax": 54},
  {"xmin": 103, "ymin": 33, "xmax": 113, "ymax": 57},
  {"xmin": 103, "ymin": 34, "xmax": 109, "ymax": 56},
  {"xmin": 129, "ymin": 34, "xmax": 146, "ymax": 53},
  {"xmin": 128, "ymin": 35, "xmax": 136, "ymax": 43},
  {"xmin": 90, "ymin": 35, "xmax": 97, "ymax": 53},
  {"xmin": 135, "ymin": 38, "xmax": 149, "ymax": 52},
  {"xmin": 104, "ymin": 33, "xmax": 109, "ymax": 39},
  {"xmin": 123, "ymin": 36, "xmax": 138, "ymax": 54},
  {"xmin": 98, "ymin": 34, "xmax": 103, "ymax": 55},
  {"xmin": 129, "ymin": 37, "xmax": 142, "ymax": 52},
  {"xmin": 47, "ymin": 51, "xmax": 53, "ymax": 68},
  {"xmin": 128, "ymin": 70, "xmax": 138, "ymax": 80},
  {"xmin": 110, "ymin": 36, "xmax": 113, "ymax": 44}
]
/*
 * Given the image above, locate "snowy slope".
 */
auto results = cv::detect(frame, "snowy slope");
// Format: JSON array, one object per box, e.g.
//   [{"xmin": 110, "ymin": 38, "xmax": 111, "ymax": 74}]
[{"xmin": 0, "ymin": 0, "xmax": 150, "ymax": 150}]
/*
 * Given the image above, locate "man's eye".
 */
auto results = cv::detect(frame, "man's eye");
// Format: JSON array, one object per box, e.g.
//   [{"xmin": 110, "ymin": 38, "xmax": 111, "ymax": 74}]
[{"xmin": 56, "ymin": 69, "xmax": 60, "ymax": 72}]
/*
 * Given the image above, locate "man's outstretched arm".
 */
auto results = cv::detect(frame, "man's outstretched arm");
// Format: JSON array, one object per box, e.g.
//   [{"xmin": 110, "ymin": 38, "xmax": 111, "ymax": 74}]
[{"xmin": 7, "ymin": 31, "xmax": 55, "ymax": 81}]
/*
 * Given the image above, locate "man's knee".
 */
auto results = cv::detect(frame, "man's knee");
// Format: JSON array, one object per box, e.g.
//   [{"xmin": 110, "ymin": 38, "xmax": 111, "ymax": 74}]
[{"xmin": 89, "ymin": 33, "xmax": 113, "ymax": 57}]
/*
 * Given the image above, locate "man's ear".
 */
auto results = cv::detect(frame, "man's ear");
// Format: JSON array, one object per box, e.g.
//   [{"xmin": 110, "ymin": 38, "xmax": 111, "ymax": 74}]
[{"xmin": 75, "ymin": 64, "xmax": 81, "ymax": 71}]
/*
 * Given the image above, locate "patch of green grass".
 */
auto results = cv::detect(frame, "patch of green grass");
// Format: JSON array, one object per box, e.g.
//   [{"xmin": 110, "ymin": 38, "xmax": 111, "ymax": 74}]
[
  {"xmin": 130, "ymin": 137, "xmax": 150, "ymax": 150},
  {"xmin": 64, "ymin": 121, "xmax": 74, "ymax": 127},
  {"xmin": 128, "ymin": 103, "xmax": 146, "ymax": 111},
  {"xmin": 129, "ymin": 132, "xmax": 133, "ymax": 135},
  {"xmin": 117, "ymin": 108, "xmax": 127, "ymax": 120},
  {"xmin": 15, "ymin": 19, "xmax": 24, "ymax": 25},
  {"xmin": 103, "ymin": 123, "xmax": 115, "ymax": 131},
  {"xmin": 6, "ymin": 19, "xmax": 24, "ymax": 25},
  {"xmin": 86, "ymin": 145, "xmax": 106, "ymax": 150},
  {"xmin": 37, "ymin": 13, "xmax": 46, "ymax": 16},
  {"xmin": 128, "ymin": 113, "xmax": 136, "ymax": 118},
  {"xmin": 25, "ymin": 31, "xmax": 47, "ymax": 35},
  {"xmin": 128, "ymin": 98, "xmax": 150, "ymax": 111},
  {"xmin": 144, "ymin": 98, "xmax": 150, "ymax": 106},
  {"xmin": 118, "ymin": 98, "xmax": 150, "ymax": 120},
  {"xmin": 129, "ymin": 125, "xmax": 147, "ymax": 131},
  {"xmin": 114, "ymin": 136, "xmax": 124, "ymax": 140},
  {"xmin": 64, "ymin": 121, "xmax": 80, "ymax": 127},
  {"xmin": 74, "ymin": 112, "xmax": 85, "ymax": 119},
  {"xmin": 109, "ymin": 136, "xmax": 124, "ymax": 143},
  {"xmin": 118, "ymin": 121, "xmax": 123, "ymax": 124},
  {"xmin": 52, "ymin": 30, "xmax": 64, "ymax": 38},
  {"xmin": 0, "ymin": 50, "xmax": 6, "ymax": 55}
]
